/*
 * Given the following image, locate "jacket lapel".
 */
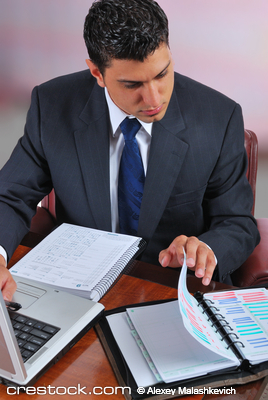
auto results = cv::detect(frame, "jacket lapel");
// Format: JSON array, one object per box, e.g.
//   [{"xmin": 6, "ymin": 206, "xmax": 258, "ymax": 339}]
[
  {"xmin": 74, "ymin": 84, "xmax": 112, "ymax": 231},
  {"xmin": 138, "ymin": 89, "xmax": 189, "ymax": 242},
  {"xmin": 73, "ymin": 80, "xmax": 188, "ymax": 239}
]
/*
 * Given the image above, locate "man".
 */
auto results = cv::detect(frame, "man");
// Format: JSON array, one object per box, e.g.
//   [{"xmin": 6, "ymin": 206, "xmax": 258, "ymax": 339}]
[{"xmin": 0, "ymin": 0, "xmax": 260, "ymax": 301}]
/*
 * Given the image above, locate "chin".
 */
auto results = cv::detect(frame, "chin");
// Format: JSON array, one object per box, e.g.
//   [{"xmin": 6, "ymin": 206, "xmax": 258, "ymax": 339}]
[{"xmin": 139, "ymin": 110, "xmax": 166, "ymax": 123}]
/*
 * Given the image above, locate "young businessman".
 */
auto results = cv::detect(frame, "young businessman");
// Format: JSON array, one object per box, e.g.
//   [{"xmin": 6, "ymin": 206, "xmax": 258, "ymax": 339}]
[{"xmin": 0, "ymin": 0, "xmax": 260, "ymax": 300}]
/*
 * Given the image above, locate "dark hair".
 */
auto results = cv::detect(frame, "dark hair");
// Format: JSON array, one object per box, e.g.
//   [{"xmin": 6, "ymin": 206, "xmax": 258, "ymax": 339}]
[{"xmin": 83, "ymin": 0, "xmax": 169, "ymax": 75}]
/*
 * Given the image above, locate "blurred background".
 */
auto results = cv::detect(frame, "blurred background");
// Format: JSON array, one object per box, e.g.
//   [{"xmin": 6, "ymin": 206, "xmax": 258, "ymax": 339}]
[{"xmin": 0, "ymin": 0, "xmax": 267, "ymax": 217}]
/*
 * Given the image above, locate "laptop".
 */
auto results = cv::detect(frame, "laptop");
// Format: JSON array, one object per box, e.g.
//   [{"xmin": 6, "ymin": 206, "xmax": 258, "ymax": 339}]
[{"xmin": 0, "ymin": 275, "xmax": 104, "ymax": 387}]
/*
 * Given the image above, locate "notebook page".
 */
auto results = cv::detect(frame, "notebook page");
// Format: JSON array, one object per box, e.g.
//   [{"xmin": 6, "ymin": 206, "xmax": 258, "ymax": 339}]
[
  {"xmin": 204, "ymin": 288, "xmax": 268, "ymax": 364},
  {"xmin": 127, "ymin": 301, "xmax": 237, "ymax": 383},
  {"xmin": 107, "ymin": 312, "xmax": 159, "ymax": 387},
  {"xmin": 10, "ymin": 223, "xmax": 140, "ymax": 294}
]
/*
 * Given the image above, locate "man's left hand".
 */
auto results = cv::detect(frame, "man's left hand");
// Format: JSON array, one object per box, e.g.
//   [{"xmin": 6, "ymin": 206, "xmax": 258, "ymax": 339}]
[{"xmin": 159, "ymin": 235, "xmax": 216, "ymax": 286}]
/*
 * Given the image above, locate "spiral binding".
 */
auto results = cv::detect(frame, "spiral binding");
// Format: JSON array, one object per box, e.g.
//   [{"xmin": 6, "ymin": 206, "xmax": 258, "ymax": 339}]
[
  {"xmin": 204, "ymin": 298, "xmax": 213, "ymax": 304},
  {"xmin": 90, "ymin": 238, "xmax": 146, "ymax": 300},
  {"xmin": 227, "ymin": 341, "xmax": 245, "ymax": 349},
  {"xmin": 202, "ymin": 305, "xmax": 219, "ymax": 314},
  {"xmin": 220, "ymin": 332, "xmax": 238, "ymax": 340},
  {"xmin": 194, "ymin": 291, "xmax": 247, "ymax": 363},
  {"xmin": 210, "ymin": 315, "xmax": 226, "ymax": 327},
  {"xmin": 215, "ymin": 323, "xmax": 233, "ymax": 333},
  {"xmin": 198, "ymin": 299, "xmax": 220, "ymax": 314}
]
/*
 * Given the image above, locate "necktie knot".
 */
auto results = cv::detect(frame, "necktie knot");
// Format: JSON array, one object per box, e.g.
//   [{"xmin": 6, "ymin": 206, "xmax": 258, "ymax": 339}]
[{"xmin": 120, "ymin": 117, "xmax": 141, "ymax": 141}]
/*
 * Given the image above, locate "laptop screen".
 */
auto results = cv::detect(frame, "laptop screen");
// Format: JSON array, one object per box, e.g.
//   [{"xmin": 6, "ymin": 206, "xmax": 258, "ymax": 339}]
[
  {"xmin": 0, "ymin": 294, "xmax": 27, "ymax": 382},
  {"xmin": 0, "ymin": 327, "xmax": 16, "ymax": 374}
]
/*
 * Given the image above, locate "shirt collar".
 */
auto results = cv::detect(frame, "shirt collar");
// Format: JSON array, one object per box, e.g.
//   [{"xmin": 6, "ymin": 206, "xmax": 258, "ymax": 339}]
[{"xmin": 105, "ymin": 88, "xmax": 153, "ymax": 137}]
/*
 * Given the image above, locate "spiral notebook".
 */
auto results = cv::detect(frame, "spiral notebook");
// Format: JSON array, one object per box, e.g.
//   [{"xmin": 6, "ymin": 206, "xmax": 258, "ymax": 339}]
[
  {"xmin": 10, "ymin": 223, "xmax": 146, "ymax": 302},
  {"xmin": 95, "ymin": 256, "xmax": 268, "ymax": 399}
]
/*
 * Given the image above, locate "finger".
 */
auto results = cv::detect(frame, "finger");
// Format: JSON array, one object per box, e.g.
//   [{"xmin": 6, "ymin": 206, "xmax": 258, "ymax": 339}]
[
  {"xmin": 159, "ymin": 245, "xmax": 176, "ymax": 268},
  {"xmin": 193, "ymin": 243, "xmax": 210, "ymax": 278},
  {"xmin": 159, "ymin": 250, "xmax": 171, "ymax": 268},
  {"xmin": 184, "ymin": 237, "xmax": 201, "ymax": 268},
  {"xmin": 2, "ymin": 277, "xmax": 17, "ymax": 301},
  {"xmin": 0, "ymin": 266, "xmax": 17, "ymax": 301},
  {"xmin": 159, "ymin": 236, "xmax": 187, "ymax": 268},
  {"xmin": 187, "ymin": 241, "xmax": 216, "ymax": 285},
  {"xmin": 202, "ymin": 252, "xmax": 217, "ymax": 286}
]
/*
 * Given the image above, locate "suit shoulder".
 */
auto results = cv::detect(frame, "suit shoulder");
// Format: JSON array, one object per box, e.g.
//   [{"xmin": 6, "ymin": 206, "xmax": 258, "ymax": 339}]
[
  {"xmin": 174, "ymin": 72, "xmax": 237, "ymax": 107},
  {"xmin": 36, "ymin": 70, "xmax": 95, "ymax": 97}
]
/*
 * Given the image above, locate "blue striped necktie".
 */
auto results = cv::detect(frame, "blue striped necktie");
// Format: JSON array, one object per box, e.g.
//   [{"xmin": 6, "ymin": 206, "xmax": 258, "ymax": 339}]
[{"xmin": 118, "ymin": 117, "xmax": 145, "ymax": 235}]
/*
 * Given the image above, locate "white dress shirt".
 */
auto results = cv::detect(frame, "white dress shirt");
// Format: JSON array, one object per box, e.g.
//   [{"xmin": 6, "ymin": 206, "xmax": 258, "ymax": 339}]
[{"xmin": 105, "ymin": 88, "xmax": 153, "ymax": 232}]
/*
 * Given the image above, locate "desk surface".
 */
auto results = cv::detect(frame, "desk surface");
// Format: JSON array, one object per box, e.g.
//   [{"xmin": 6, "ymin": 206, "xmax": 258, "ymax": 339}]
[{"xmin": 0, "ymin": 245, "xmax": 264, "ymax": 399}]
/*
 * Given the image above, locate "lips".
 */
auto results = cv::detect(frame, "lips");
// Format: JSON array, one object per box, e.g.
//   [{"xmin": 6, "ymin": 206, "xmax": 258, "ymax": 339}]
[{"xmin": 142, "ymin": 104, "xmax": 163, "ymax": 116}]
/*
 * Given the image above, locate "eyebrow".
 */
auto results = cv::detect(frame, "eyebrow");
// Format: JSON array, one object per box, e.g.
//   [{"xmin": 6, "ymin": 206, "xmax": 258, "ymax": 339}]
[{"xmin": 117, "ymin": 60, "xmax": 171, "ymax": 84}]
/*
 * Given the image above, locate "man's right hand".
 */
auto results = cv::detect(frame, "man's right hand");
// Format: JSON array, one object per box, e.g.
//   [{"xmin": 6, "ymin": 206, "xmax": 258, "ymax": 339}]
[{"xmin": 0, "ymin": 255, "xmax": 17, "ymax": 301}]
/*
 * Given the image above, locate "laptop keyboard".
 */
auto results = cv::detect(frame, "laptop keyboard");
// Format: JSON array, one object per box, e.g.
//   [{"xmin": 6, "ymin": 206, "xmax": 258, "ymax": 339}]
[{"xmin": 9, "ymin": 311, "xmax": 60, "ymax": 362}]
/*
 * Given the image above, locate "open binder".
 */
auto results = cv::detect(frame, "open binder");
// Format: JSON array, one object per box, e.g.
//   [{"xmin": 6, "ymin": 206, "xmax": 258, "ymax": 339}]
[{"xmin": 96, "ymin": 259, "xmax": 268, "ymax": 399}]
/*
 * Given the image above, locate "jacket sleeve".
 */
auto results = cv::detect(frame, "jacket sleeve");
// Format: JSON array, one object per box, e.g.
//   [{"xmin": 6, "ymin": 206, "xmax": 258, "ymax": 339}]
[
  {"xmin": 198, "ymin": 103, "xmax": 260, "ymax": 283},
  {"xmin": 0, "ymin": 86, "xmax": 53, "ymax": 260}
]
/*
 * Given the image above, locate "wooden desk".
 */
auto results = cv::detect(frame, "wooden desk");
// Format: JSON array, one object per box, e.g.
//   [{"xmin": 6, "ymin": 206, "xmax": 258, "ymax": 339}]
[{"xmin": 0, "ymin": 245, "xmax": 264, "ymax": 399}]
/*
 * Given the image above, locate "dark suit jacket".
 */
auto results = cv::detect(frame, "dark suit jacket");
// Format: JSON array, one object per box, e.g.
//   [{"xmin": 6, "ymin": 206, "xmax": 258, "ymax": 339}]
[{"xmin": 0, "ymin": 70, "xmax": 260, "ymax": 283}]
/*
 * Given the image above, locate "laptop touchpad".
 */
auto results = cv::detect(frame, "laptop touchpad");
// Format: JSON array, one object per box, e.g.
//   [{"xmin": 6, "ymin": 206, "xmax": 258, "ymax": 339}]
[{"xmin": 13, "ymin": 282, "xmax": 46, "ymax": 309}]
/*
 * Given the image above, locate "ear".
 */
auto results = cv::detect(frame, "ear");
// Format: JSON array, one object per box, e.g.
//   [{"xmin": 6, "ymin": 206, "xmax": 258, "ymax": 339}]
[{"xmin": 86, "ymin": 59, "xmax": 105, "ymax": 88}]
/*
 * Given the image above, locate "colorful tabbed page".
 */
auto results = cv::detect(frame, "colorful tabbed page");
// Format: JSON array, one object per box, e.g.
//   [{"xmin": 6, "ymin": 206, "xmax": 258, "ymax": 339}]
[
  {"xmin": 204, "ymin": 288, "xmax": 268, "ymax": 364},
  {"xmin": 177, "ymin": 257, "xmax": 239, "ymax": 362}
]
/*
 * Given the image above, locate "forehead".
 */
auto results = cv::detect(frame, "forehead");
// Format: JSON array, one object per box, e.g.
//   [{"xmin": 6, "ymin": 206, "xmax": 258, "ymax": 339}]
[{"xmin": 104, "ymin": 44, "xmax": 172, "ymax": 82}]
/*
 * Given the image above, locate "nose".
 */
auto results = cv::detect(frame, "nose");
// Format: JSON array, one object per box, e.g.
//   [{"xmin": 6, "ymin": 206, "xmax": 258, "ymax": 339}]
[{"xmin": 142, "ymin": 83, "xmax": 161, "ymax": 108}]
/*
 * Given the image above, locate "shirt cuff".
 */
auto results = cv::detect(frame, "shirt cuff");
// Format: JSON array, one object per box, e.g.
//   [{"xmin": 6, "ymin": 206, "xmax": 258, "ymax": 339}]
[{"xmin": 0, "ymin": 246, "xmax": 8, "ymax": 266}]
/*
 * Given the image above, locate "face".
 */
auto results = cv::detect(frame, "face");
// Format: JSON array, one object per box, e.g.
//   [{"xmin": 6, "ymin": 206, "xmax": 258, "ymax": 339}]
[{"xmin": 86, "ymin": 44, "xmax": 174, "ymax": 123}]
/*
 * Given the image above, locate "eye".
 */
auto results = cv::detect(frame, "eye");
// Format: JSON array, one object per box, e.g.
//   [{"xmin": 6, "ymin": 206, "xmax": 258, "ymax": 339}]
[
  {"xmin": 124, "ymin": 82, "xmax": 141, "ymax": 89},
  {"xmin": 157, "ymin": 69, "xmax": 168, "ymax": 79}
]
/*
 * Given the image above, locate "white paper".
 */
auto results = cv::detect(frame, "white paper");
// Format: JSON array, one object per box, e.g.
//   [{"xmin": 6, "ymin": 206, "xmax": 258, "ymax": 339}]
[
  {"xmin": 107, "ymin": 312, "xmax": 159, "ymax": 387},
  {"xmin": 127, "ymin": 301, "xmax": 237, "ymax": 383},
  {"xmin": 10, "ymin": 223, "xmax": 140, "ymax": 299}
]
